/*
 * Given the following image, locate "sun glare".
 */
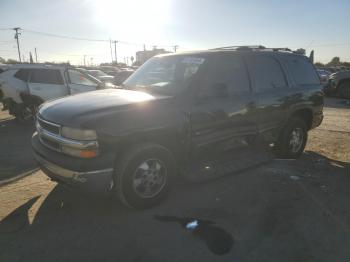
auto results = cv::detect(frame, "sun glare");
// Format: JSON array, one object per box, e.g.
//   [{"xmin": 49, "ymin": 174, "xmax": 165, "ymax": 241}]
[{"xmin": 91, "ymin": 0, "xmax": 171, "ymax": 43}]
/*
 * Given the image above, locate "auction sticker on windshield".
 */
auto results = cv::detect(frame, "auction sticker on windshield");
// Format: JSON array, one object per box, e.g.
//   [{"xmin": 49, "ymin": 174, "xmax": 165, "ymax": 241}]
[{"xmin": 182, "ymin": 57, "xmax": 206, "ymax": 64}]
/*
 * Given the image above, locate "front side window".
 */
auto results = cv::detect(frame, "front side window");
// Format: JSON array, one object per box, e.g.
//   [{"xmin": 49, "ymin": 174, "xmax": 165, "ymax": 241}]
[
  {"xmin": 124, "ymin": 55, "xmax": 206, "ymax": 95},
  {"xmin": 250, "ymin": 55, "xmax": 287, "ymax": 91},
  {"xmin": 68, "ymin": 70, "xmax": 97, "ymax": 86},
  {"xmin": 29, "ymin": 69, "xmax": 64, "ymax": 85}
]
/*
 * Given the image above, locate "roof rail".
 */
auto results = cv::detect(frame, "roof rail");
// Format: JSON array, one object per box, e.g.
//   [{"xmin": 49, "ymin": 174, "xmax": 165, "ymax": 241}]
[{"xmin": 210, "ymin": 45, "xmax": 294, "ymax": 53}]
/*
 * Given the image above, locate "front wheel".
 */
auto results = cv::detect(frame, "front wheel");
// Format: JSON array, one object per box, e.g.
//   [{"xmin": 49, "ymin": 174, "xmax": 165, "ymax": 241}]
[
  {"xmin": 275, "ymin": 117, "xmax": 308, "ymax": 159},
  {"xmin": 114, "ymin": 143, "xmax": 176, "ymax": 209}
]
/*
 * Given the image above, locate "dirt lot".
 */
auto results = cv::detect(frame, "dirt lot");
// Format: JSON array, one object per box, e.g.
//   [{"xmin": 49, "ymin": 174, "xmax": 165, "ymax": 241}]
[{"xmin": 0, "ymin": 98, "xmax": 349, "ymax": 262}]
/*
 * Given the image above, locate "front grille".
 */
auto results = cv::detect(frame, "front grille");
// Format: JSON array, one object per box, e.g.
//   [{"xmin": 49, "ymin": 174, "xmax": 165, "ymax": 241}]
[
  {"xmin": 38, "ymin": 117, "xmax": 60, "ymax": 135},
  {"xmin": 37, "ymin": 116, "xmax": 62, "ymax": 152},
  {"xmin": 40, "ymin": 136, "xmax": 60, "ymax": 151}
]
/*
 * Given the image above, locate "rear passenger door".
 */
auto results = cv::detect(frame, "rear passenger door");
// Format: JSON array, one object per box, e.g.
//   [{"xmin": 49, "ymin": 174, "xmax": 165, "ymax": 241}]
[
  {"xmin": 190, "ymin": 54, "xmax": 258, "ymax": 159},
  {"xmin": 246, "ymin": 54, "xmax": 289, "ymax": 140},
  {"xmin": 28, "ymin": 69, "xmax": 68, "ymax": 101}
]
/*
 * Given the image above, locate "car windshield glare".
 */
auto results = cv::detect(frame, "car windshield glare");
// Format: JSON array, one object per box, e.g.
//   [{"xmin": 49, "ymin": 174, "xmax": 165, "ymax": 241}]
[{"xmin": 124, "ymin": 55, "xmax": 206, "ymax": 95}]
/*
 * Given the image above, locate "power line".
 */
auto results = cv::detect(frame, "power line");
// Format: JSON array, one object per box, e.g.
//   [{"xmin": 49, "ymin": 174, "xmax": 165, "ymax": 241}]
[
  {"xmin": 21, "ymin": 28, "xmax": 171, "ymax": 48},
  {"xmin": 23, "ymin": 29, "xmax": 109, "ymax": 42}
]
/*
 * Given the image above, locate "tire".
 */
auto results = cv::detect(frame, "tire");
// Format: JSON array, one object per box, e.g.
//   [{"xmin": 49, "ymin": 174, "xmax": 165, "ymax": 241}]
[
  {"xmin": 114, "ymin": 143, "xmax": 176, "ymax": 209},
  {"xmin": 275, "ymin": 117, "xmax": 308, "ymax": 159},
  {"xmin": 337, "ymin": 81, "xmax": 350, "ymax": 99},
  {"xmin": 15, "ymin": 103, "xmax": 38, "ymax": 124}
]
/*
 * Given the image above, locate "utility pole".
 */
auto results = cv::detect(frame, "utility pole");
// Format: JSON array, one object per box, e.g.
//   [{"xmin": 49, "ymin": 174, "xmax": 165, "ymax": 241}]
[
  {"xmin": 112, "ymin": 40, "xmax": 118, "ymax": 64},
  {"xmin": 13, "ymin": 27, "xmax": 22, "ymax": 62},
  {"xmin": 34, "ymin": 47, "xmax": 38, "ymax": 63},
  {"xmin": 83, "ymin": 55, "xmax": 86, "ymax": 67},
  {"xmin": 173, "ymin": 45, "xmax": 179, "ymax": 53},
  {"xmin": 109, "ymin": 39, "xmax": 113, "ymax": 64}
]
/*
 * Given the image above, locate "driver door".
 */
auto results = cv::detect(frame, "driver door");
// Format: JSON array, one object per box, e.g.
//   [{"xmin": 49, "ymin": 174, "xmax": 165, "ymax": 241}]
[{"xmin": 66, "ymin": 69, "xmax": 98, "ymax": 94}]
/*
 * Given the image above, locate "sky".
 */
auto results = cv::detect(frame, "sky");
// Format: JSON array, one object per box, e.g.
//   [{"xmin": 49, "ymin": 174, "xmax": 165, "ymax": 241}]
[{"xmin": 1, "ymin": 0, "xmax": 350, "ymax": 65}]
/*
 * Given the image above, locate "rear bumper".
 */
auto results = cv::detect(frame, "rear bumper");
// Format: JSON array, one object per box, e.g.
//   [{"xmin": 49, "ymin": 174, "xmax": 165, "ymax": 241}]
[{"xmin": 32, "ymin": 132, "xmax": 115, "ymax": 194}]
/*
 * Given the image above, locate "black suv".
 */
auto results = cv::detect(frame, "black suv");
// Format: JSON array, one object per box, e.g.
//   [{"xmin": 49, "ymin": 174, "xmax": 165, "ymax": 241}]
[{"xmin": 32, "ymin": 46, "xmax": 324, "ymax": 208}]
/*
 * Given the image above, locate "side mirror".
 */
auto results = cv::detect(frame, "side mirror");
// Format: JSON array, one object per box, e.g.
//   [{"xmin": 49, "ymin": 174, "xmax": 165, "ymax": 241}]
[{"xmin": 211, "ymin": 83, "xmax": 228, "ymax": 97}]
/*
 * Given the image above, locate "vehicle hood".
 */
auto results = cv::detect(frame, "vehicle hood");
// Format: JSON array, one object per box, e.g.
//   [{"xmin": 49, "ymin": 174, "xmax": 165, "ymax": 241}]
[{"xmin": 39, "ymin": 89, "xmax": 171, "ymax": 129}]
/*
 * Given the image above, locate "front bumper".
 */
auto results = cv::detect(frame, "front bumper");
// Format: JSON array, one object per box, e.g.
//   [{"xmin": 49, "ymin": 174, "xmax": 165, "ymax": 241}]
[
  {"xmin": 32, "ymin": 132, "xmax": 115, "ymax": 194},
  {"xmin": 311, "ymin": 111, "xmax": 324, "ymax": 129}
]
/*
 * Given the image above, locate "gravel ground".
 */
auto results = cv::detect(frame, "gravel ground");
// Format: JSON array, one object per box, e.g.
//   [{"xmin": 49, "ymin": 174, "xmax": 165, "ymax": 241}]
[{"xmin": 0, "ymin": 97, "xmax": 349, "ymax": 262}]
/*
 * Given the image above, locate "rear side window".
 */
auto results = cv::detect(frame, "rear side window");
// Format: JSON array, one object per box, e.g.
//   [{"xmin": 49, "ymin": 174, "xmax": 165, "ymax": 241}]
[
  {"xmin": 249, "ymin": 55, "xmax": 287, "ymax": 92},
  {"xmin": 29, "ymin": 69, "xmax": 64, "ymax": 85},
  {"xmin": 202, "ymin": 55, "xmax": 250, "ymax": 96},
  {"xmin": 14, "ymin": 69, "xmax": 31, "ymax": 82},
  {"xmin": 284, "ymin": 56, "xmax": 320, "ymax": 85}
]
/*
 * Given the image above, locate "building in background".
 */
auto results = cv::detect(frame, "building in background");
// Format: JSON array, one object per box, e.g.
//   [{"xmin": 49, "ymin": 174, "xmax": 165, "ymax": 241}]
[{"xmin": 135, "ymin": 48, "xmax": 171, "ymax": 65}]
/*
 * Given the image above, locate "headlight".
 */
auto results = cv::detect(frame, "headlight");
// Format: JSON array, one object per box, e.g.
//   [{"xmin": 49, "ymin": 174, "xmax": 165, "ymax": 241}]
[
  {"xmin": 61, "ymin": 145, "xmax": 98, "ymax": 158},
  {"xmin": 61, "ymin": 127, "xmax": 97, "ymax": 141}
]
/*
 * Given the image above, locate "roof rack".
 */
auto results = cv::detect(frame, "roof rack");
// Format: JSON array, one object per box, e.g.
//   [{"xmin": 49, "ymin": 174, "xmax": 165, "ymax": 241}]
[
  {"xmin": 211, "ymin": 45, "xmax": 293, "ymax": 53},
  {"xmin": 211, "ymin": 45, "xmax": 266, "ymax": 50}
]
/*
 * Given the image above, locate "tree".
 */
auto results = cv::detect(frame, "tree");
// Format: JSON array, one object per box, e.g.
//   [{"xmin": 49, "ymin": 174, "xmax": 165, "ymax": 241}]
[
  {"xmin": 0, "ymin": 57, "xmax": 6, "ymax": 64},
  {"xmin": 6, "ymin": 59, "xmax": 19, "ymax": 64},
  {"xmin": 314, "ymin": 62, "xmax": 324, "ymax": 67},
  {"xmin": 327, "ymin": 57, "xmax": 341, "ymax": 66}
]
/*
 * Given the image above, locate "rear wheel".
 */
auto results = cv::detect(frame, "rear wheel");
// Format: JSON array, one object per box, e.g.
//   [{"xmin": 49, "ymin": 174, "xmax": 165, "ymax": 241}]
[
  {"xmin": 16, "ymin": 103, "xmax": 38, "ymax": 124},
  {"xmin": 114, "ymin": 143, "xmax": 176, "ymax": 209},
  {"xmin": 275, "ymin": 117, "xmax": 308, "ymax": 159},
  {"xmin": 337, "ymin": 81, "xmax": 350, "ymax": 99}
]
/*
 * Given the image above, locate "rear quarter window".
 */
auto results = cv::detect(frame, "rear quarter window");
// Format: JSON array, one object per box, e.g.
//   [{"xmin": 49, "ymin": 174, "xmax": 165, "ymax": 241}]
[
  {"xmin": 248, "ymin": 55, "xmax": 287, "ymax": 92},
  {"xmin": 14, "ymin": 69, "xmax": 31, "ymax": 82},
  {"xmin": 284, "ymin": 56, "xmax": 320, "ymax": 85}
]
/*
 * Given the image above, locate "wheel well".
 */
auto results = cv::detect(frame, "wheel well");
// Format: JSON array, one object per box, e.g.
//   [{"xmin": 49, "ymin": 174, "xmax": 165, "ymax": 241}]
[
  {"xmin": 291, "ymin": 109, "xmax": 313, "ymax": 130},
  {"xmin": 114, "ymin": 132, "xmax": 185, "ymax": 166},
  {"xmin": 19, "ymin": 92, "xmax": 43, "ymax": 105}
]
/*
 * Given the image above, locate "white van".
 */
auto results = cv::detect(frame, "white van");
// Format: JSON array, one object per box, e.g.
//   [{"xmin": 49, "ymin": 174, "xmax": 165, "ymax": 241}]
[{"xmin": 0, "ymin": 64, "xmax": 114, "ymax": 123}]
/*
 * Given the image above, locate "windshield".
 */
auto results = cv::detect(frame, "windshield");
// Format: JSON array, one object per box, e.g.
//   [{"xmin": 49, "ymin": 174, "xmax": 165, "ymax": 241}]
[{"xmin": 123, "ymin": 55, "xmax": 206, "ymax": 95}]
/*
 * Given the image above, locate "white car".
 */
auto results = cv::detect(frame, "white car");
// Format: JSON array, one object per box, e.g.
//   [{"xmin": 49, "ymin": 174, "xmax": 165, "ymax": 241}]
[
  {"xmin": 87, "ymin": 70, "xmax": 115, "ymax": 84},
  {"xmin": 0, "ymin": 64, "xmax": 112, "ymax": 123}
]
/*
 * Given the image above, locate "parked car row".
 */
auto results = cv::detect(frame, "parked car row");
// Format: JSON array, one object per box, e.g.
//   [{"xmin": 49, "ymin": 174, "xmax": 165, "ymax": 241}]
[
  {"xmin": 315, "ymin": 66, "xmax": 350, "ymax": 99},
  {"xmin": 78, "ymin": 65, "xmax": 136, "ymax": 85},
  {"xmin": 323, "ymin": 70, "xmax": 350, "ymax": 99},
  {"xmin": 0, "ymin": 64, "xmax": 117, "ymax": 123}
]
